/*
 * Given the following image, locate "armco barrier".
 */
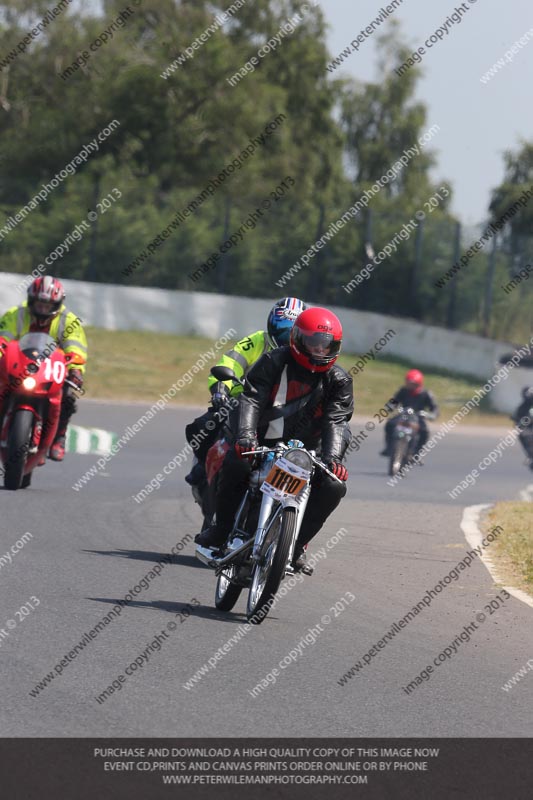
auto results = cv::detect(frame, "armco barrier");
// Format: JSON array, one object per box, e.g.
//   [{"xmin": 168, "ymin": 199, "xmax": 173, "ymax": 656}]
[{"xmin": 0, "ymin": 271, "xmax": 529, "ymax": 411}]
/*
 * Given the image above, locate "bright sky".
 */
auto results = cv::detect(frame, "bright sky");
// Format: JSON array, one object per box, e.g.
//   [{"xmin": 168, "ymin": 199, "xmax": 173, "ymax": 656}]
[{"xmin": 319, "ymin": 0, "xmax": 533, "ymax": 226}]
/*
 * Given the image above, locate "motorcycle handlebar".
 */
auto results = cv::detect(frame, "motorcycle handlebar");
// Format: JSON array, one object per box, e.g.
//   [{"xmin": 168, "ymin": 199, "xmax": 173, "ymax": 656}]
[
  {"xmin": 241, "ymin": 444, "xmax": 344, "ymax": 484},
  {"xmin": 396, "ymin": 407, "xmax": 435, "ymax": 420},
  {"xmin": 308, "ymin": 452, "xmax": 344, "ymax": 484}
]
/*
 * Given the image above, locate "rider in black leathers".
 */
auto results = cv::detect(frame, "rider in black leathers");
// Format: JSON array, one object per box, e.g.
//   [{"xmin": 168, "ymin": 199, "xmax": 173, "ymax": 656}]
[
  {"xmin": 511, "ymin": 386, "xmax": 533, "ymax": 464},
  {"xmin": 380, "ymin": 368, "xmax": 438, "ymax": 457},
  {"xmin": 195, "ymin": 307, "xmax": 353, "ymax": 574}
]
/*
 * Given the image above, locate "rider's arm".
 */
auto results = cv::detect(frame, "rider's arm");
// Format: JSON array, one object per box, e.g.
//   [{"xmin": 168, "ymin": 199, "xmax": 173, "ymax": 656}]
[
  {"xmin": 385, "ymin": 389, "xmax": 401, "ymax": 412},
  {"xmin": 513, "ymin": 401, "xmax": 531, "ymax": 426},
  {"xmin": 320, "ymin": 369, "xmax": 354, "ymax": 463},
  {"xmin": 207, "ymin": 331, "xmax": 268, "ymax": 397},
  {"xmin": 0, "ymin": 307, "xmax": 19, "ymax": 343},
  {"xmin": 61, "ymin": 313, "xmax": 88, "ymax": 374},
  {"xmin": 236, "ymin": 351, "xmax": 279, "ymax": 439},
  {"xmin": 425, "ymin": 390, "xmax": 439, "ymax": 418}
]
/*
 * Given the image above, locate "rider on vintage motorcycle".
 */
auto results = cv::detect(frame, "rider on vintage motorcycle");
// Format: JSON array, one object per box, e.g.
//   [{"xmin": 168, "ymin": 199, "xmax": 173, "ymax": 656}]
[
  {"xmin": 511, "ymin": 386, "xmax": 533, "ymax": 465},
  {"xmin": 185, "ymin": 297, "xmax": 306, "ymax": 487},
  {"xmin": 380, "ymin": 369, "xmax": 438, "ymax": 458},
  {"xmin": 194, "ymin": 307, "xmax": 353, "ymax": 575},
  {"xmin": 0, "ymin": 276, "xmax": 87, "ymax": 461}
]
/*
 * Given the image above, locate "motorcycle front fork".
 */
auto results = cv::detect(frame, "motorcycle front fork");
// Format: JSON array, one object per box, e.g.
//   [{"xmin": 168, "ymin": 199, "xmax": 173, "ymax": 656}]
[
  {"xmin": 251, "ymin": 485, "xmax": 311, "ymax": 566},
  {"xmin": 252, "ymin": 494, "xmax": 277, "ymax": 561}
]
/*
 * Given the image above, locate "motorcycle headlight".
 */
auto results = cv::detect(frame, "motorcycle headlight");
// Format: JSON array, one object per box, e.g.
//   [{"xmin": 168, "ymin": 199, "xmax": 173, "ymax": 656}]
[
  {"xmin": 284, "ymin": 448, "xmax": 313, "ymax": 472},
  {"xmin": 22, "ymin": 377, "xmax": 36, "ymax": 391}
]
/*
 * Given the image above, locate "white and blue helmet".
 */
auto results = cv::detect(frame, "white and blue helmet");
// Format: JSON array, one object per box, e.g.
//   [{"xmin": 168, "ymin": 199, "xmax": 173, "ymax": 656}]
[{"xmin": 267, "ymin": 297, "xmax": 306, "ymax": 347}]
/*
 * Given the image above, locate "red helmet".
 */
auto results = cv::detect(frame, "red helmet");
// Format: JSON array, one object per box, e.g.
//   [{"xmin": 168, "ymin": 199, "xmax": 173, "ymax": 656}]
[
  {"xmin": 290, "ymin": 307, "xmax": 342, "ymax": 373},
  {"xmin": 405, "ymin": 369, "xmax": 424, "ymax": 395},
  {"xmin": 27, "ymin": 276, "xmax": 65, "ymax": 322}
]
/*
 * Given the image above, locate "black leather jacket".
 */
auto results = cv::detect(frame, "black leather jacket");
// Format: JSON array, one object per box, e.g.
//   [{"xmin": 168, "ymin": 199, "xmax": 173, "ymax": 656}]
[
  {"xmin": 512, "ymin": 399, "xmax": 533, "ymax": 429},
  {"xmin": 388, "ymin": 387, "xmax": 438, "ymax": 416},
  {"xmin": 233, "ymin": 347, "xmax": 354, "ymax": 463}
]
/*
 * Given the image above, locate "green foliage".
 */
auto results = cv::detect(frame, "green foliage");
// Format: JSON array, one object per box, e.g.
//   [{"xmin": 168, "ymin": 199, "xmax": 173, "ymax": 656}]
[{"xmin": 0, "ymin": 1, "xmax": 530, "ymax": 340}]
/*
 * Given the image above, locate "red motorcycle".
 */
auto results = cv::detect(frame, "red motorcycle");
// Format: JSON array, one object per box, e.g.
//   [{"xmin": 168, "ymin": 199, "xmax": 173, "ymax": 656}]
[{"xmin": 0, "ymin": 333, "xmax": 80, "ymax": 490}]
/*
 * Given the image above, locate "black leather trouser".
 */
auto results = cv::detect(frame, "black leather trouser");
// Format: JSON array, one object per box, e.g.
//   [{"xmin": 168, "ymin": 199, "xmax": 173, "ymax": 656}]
[
  {"xmin": 215, "ymin": 448, "xmax": 347, "ymax": 546},
  {"xmin": 57, "ymin": 385, "xmax": 78, "ymax": 437}
]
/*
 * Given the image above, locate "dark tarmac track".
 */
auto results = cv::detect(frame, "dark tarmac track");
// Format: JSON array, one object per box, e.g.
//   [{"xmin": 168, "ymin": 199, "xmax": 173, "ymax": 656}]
[{"xmin": 1, "ymin": 403, "xmax": 532, "ymax": 737}]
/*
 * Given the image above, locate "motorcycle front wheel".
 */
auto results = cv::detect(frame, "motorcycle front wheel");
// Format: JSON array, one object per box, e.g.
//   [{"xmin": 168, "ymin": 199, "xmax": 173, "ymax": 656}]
[
  {"xmin": 4, "ymin": 409, "xmax": 33, "ymax": 490},
  {"xmin": 246, "ymin": 506, "xmax": 296, "ymax": 624},
  {"xmin": 389, "ymin": 438, "xmax": 408, "ymax": 477}
]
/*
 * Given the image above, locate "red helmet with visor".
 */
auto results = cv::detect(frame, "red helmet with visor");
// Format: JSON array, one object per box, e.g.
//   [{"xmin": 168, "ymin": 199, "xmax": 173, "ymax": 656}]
[
  {"xmin": 405, "ymin": 369, "xmax": 424, "ymax": 395},
  {"xmin": 290, "ymin": 307, "xmax": 342, "ymax": 373}
]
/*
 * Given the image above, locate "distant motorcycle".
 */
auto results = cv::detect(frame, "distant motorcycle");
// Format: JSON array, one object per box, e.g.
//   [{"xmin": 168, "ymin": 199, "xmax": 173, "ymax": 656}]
[
  {"xmin": 518, "ymin": 416, "xmax": 533, "ymax": 471},
  {"xmin": 195, "ymin": 366, "xmax": 342, "ymax": 624},
  {"xmin": 388, "ymin": 407, "xmax": 427, "ymax": 477},
  {"xmin": 0, "ymin": 333, "xmax": 81, "ymax": 490}
]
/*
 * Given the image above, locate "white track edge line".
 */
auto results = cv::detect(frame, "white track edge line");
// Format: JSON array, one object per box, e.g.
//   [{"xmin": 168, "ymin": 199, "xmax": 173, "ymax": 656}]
[{"xmin": 461, "ymin": 503, "xmax": 533, "ymax": 610}]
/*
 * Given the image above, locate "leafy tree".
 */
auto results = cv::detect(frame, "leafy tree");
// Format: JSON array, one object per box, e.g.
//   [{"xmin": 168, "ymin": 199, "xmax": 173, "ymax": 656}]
[{"xmin": 0, "ymin": 2, "xmax": 528, "ymax": 339}]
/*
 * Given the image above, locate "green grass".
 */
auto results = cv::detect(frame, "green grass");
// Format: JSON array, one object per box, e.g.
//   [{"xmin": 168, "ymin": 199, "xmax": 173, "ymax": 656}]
[
  {"xmin": 486, "ymin": 503, "xmax": 533, "ymax": 595},
  {"xmin": 338, "ymin": 352, "xmax": 506, "ymax": 425},
  {"xmin": 82, "ymin": 326, "xmax": 511, "ymax": 424}
]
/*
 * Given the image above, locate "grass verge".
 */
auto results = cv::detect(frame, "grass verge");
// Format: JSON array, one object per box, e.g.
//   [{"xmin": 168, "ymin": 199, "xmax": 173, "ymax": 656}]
[
  {"xmin": 485, "ymin": 502, "xmax": 533, "ymax": 596},
  {"xmin": 82, "ymin": 326, "xmax": 513, "ymax": 424}
]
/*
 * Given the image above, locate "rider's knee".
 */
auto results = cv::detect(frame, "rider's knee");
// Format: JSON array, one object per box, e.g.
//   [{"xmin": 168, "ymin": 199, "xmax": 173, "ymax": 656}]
[{"xmin": 314, "ymin": 471, "xmax": 347, "ymax": 501}]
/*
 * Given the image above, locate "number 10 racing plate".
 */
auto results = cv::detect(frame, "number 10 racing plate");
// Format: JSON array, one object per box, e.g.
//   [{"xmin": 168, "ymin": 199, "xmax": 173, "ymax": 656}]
[{"xmin": 260, "ymin": 457, "xmax": 311, "ymax": 503}]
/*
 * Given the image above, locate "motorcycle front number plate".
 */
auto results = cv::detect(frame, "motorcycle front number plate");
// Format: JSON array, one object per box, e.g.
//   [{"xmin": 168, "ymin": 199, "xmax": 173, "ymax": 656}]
[{"xmin": 260, "ymin": 457, "xmax": 310, "ymax": 501}]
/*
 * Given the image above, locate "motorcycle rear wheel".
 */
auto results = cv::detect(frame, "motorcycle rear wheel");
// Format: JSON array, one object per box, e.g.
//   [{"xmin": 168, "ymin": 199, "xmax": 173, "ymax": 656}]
[
  {"xmin": 5, "ymin": 409, "xmax": 33, "ymax": 490},
  {"xmin": 214, "ymin": 497, "xmax": 255, "ymax": 612},
  {"xmin": 246, "ymin": 507, "xmax": 296, "ymax": 624}
]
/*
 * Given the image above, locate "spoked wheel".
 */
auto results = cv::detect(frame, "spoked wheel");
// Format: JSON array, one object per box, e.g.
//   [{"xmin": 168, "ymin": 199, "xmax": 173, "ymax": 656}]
[
  {"xmin": 246, "ymin": 507, "xmax": 296, "ymax": 624},
  {"xmin": 389, "ymin": 439, "xmax": 407, "ymax": 477},
  {"xmin": 213, "ymin": 496, "xmax": 255, "ymax": 612},
  {"xmin": 215, "ymin": 565, "xmax": 243, "ymax": 611},
  {"xmin": 5, "ymin": 409, "xmax": 33, "ymax": 490}
]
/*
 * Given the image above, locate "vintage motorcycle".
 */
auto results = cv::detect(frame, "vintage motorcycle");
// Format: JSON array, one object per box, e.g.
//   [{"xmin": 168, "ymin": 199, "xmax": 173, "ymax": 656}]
[
  {"xmin": 388, "ymin": 407, "xmax": 428, "ymax": 477},
  {"xmin": 195, "ymin": 366, "xmax": 342, "ymax": 624},
  {"xmin": 518, "ymin": 419, "xmax": 533, "ymax": 471},
  {"xmin": 0, "ymin": 333, "xmax": 82, "ymax": 490}
]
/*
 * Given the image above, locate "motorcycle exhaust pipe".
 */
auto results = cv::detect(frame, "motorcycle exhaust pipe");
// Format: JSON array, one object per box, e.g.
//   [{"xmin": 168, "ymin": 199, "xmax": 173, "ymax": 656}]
[{"xmin": 195, "ymin": 538, "xmax": 253, "ymax": 569}]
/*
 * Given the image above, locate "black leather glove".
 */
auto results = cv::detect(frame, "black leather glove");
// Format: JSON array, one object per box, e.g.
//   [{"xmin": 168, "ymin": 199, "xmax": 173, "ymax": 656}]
[
  {"xmin": 235, "ymin": 436, "xmax": 258, "ymax": 460},
  {"xmin": 67, "ymin": 369, "xmax": 84, "ymax": 390},
  {"xmin": 211, "ymin": 384, "xmax": 230, "ymax": 411}
]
